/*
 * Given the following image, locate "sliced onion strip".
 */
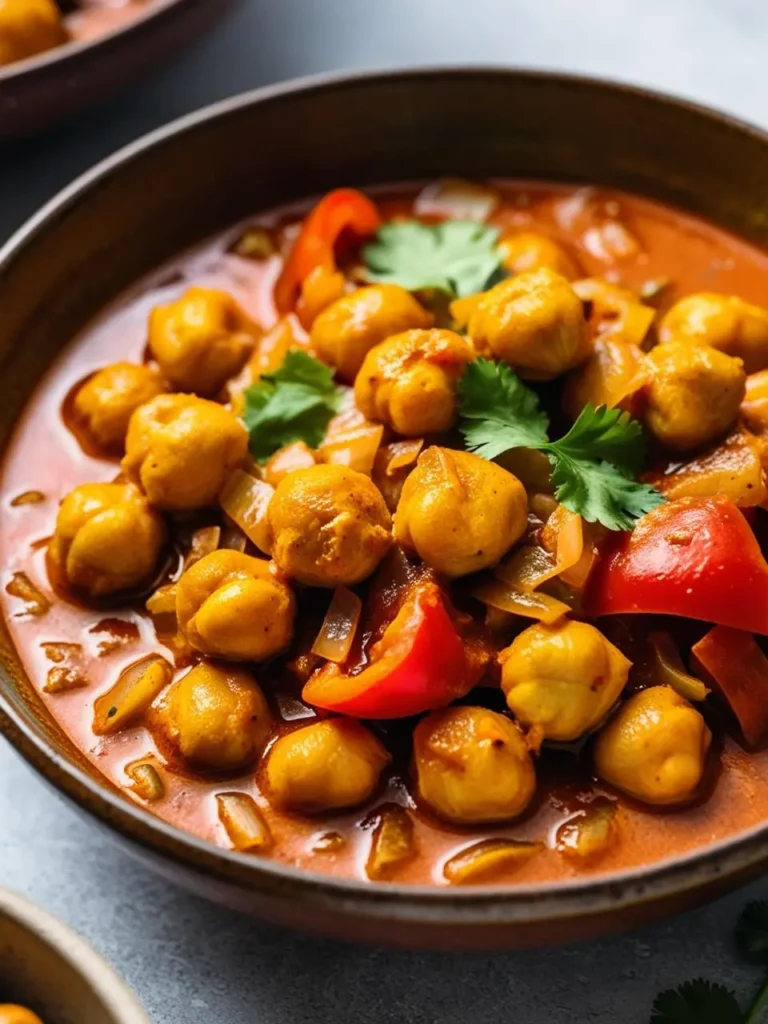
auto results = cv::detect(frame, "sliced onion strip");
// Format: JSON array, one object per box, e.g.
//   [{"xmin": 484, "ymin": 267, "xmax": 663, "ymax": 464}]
[
  {"xmin": 386, "ymin": 439, "xmax": 424, "ymax": 476},
  {"xmin": 93, "ymin": 655, "xmax": 173, "ymax": 736},
  {"xmin": 216, "ymin": 792, "xmax": 273, "ymax": 853},
  {"xmin": 311, "ymin": 585, "xmax": 362, "ymax": 664},
  {"xmin": 219, "ymin": 469, "xmax": 274, "ymax": 554},
  {"xmin": 471, "ymin": 579, "xmax": 570, "ymax": 624}
]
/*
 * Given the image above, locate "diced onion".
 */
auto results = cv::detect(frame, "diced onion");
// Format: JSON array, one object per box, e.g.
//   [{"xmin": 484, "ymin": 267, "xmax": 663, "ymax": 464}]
[
  {"xmin": 496, "ymin": 545, "xmax": 559, "ymax": 592},
  {"xmin": 572, "ymin": 277, "xmax": 654, "ymax": 347},
  {"xmin": 219, "ymin": 525, "xmax": 248, "ymax": 553},
  {"xmin": 219, "ymin": 469, "xmax": 274, "ymax": 555},
  {"xmin": 443, "ymin": 839, "xmax": 541, "ymax": 884},
  {"xmin": 126, "ymin": 760, "xmax": 165, "ymax": 802},
  {"xmin": 646, "ymin": 429, "xmax": 768, "ymax": 508},
  {"xmin": 146, "ymin": 583, "xmax": 177, "ymax": 623},
  {"xmin": 365, "ymin": 805, "xmax": 416, "ymax": 881},
  {"xmin": 582, "ymin": 221, "xmax": 641, "ymax": 263},
  {"xmin": 311, "ymin": 585, "xmax": 362, "ymax": 664},
  {"xmin": 93, "ymin": 655, "xmax": 173, "ymax": 736},
  {"xmin": 471, "ymin": 579, "xmax": 570, "ymax": 624},
  {"xmin": 184, "ymin": 525, "xmax": 221, "ymax": 570},
  {"xmin": 414, "ymin": 178, "xmax": 500, "ymax": 222},
  {"xmin": 386, "ymin": 439, "xmax": 424, "ymax": 476},
  {"xmin": 216, "ymin": 792, "xmax": 273, "ymax": 853},
  {"xmin": 5, "ymin": 571, "xmax": 49, "ymax": 617},
  {"xmin": 555, "ymin": 799, "xmax": 617, "ymax": 862}
]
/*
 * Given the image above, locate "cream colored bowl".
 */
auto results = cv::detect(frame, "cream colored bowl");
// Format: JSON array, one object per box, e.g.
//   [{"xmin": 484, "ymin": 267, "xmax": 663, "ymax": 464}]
[{"xmin": 0, "ymin": 888, "xmax": 149, "ymax": 1024}]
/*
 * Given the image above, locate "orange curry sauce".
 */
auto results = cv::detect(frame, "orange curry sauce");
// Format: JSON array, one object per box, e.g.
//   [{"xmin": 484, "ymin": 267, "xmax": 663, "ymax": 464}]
[{"xmin": 4, "ymin": 182, "xmax": 768, "ymax": 886}]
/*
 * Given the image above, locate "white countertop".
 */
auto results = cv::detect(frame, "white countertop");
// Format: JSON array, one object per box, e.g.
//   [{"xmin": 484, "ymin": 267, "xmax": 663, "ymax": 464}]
[{"xmin": 2, "ymin": 2, "xmax": 768, "ymax": 1021}]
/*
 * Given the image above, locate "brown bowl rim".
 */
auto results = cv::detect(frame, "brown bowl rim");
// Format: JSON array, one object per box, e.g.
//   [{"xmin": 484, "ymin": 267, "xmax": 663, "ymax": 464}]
[
  {"xmin": 0, "ymin": 0, "xmax": 202, "ymax": 84},
  {"xmin": 2, "ymin": 65, "xmax": 768, "ymax": 929}
]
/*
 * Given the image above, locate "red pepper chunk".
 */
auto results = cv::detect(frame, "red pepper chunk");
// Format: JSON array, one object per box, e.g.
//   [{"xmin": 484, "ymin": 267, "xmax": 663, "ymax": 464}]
[
  {"xmin": 274, "ymin": 189, "xmax": 382, "ymax": 314},
  {"xmin": 586, "ymin": 496, "xmax": 768, "ymax": 635},
  {"xmin": 692, "ymin": 626, "xmax": 768, "ymax": 748},
  {"xmin": 302, "ymin": 582, "xmax": 479, "ymax": 719}
]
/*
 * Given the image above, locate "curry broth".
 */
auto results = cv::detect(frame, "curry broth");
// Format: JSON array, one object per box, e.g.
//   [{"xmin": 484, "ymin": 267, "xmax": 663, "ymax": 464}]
[{"xmin": 4, "ymin": 182, "xmax": 768, "ymax": 886}]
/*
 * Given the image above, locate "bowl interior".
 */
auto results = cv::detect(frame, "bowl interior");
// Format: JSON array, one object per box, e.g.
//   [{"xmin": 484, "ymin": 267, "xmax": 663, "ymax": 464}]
[{"xmin": 3, "ymin": 68, "xmax": 768, "ymax": 927}]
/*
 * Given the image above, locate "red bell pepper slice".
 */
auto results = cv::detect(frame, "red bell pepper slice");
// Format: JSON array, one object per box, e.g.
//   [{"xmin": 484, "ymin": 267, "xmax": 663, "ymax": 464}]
[
  {"xmin": 302, "ymin": 582, "xmax": 478, "ymax": 719},
  {"xmin": 274, "ymin": 188, "xmax": 382, "ymax": 314},
  {"xmin": 586, "ymin": 496, "xmax": 768, "ymax": 635},
  {"xmin": 692, "ymin": 626, "xmax": 768, "ymax": 748}
]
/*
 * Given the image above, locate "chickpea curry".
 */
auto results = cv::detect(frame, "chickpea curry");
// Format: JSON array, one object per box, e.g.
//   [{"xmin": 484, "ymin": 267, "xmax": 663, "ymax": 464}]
[
  {"xmin": 0, "ymin": 0, "xmax": 153, "ymax": 67},
  {"xmin": 5, "ymin": 179, "xmax": 768, "ymax": 888}
]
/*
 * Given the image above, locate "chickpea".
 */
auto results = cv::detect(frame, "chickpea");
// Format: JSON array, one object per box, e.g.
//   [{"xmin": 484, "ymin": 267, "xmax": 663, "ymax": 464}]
[
  {"xmin": 394, "ymin": 447, "xmax": 527, "ymax": 577},
  {"xmin": 413, "ymin": 707, "xmax": 535, "ymax": 824},
  {"xmin": 594, "ymin": 686, "xmax": 712, "ymax": 806},
  {"xmin": 156, "ymin": 662, "xmax": 272, "ymax": 771},
  {"xmin": 499, "ymin": 231, "xmax": 580, "ymax": 280},
  {"xmin": 268, "ymin": 464, "xmax": 391, "ymax": 587},
  {"xmin": 0, "ymin": 0, "xmax": 65, "ymax": 66},
  {"xmin": 176, "ymin": 550, "xmax": 295, "ymax": 661},
  {"xmin": 310, "ymin": 284, "xmax": 433, "ymax": 381},
  {"xmin": 73, "ymin": 362, "xmax": 166, "ymax": 452},
  {"xmin": 148, "ymin": 287, "xmax": 256, "ymax": 396},
  {"xmin": 643, "ymin": 341, "xmax": 745, "ymax": 452},
  {"xmin": 659, "ymin": 292, "xmax": 768, "ymax": 374},
  {"xmin": 122, "ymin": 394, "xmax": 248, "ymax": 510},
  {"xmin": 355, "ymin": 328, "xmax": 475, "ymax": 437},
  {"xmin": 464, "ymin": 268, "xmax": 590, "ymax": 380},
  {"xmin": 741, "ymin": 369, "xmax": 768, "ymax": 435},
  {"xmin": 499, "ymin": 621, "xmax": 631, "ymax": 742},
  {"xmin": 49, "ymin": 483, "xmax": 165, "ymax": 597},
  {"xmin": 265, "ymin": 718, "xmax": 390, "ymax": 813},
  {"xmin": 0, "ymin": 1009, "xmax": 44, "ymax": 1024}
]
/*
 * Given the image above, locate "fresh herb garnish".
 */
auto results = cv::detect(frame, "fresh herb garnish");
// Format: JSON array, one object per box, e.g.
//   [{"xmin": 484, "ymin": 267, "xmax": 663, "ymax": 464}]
[
  {"xmin": 241, "ymin": 351, "xmax": 343, "ymax": 463},
  {"xmin": 458, "ymin": 358, "xmax": 664, "ymax": 531},
  {"xmin": 651, "ymin": 901, "xmax": 768, "ymax": 1023},
  {"xmin": 363, "ymin": 220, "xmax": 503, "ymax": 298}
]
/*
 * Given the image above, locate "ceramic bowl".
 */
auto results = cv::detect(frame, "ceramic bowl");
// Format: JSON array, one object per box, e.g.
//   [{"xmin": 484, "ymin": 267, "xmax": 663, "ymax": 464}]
[
  {"xmin": 2, "ymin": 68, "xmax": 768, "ymax": 949},
  {"xmin": 0, "ymin": 0, "xmax": 237, "ymax": 139},
  {"xmin": 0, "ymin": 887, "xmax": 149, "ymax": 1023}
]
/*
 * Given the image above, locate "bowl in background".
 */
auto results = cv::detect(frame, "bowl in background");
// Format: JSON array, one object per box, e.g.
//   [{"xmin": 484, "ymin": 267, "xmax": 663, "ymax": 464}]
[
  {"xmin": 0, "ymin": 886, "xmax": 149, "ymax": 1023},
  {"xmin": 0, "ymin": 0, "xmax": 238, "ymax": 139}
]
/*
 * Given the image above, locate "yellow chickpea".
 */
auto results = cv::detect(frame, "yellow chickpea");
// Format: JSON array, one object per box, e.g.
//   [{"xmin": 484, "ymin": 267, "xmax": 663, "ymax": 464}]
[
  {"xmin": 463, "ymin": 268, "xmax": 591, "ymax": 380},
  {"xmin": 268, "ymin": 464, "xmax": 391, "ymax": 586},
  {"xmin": 394, "ymin": 447, "xmax": 527, "ymax": 577},
  {"xmin": 741, "ymin": 369, "xmax": 768, "ymax": 435},
  {"xmin": 73, "ymin": 362, "xmax": 166, "ymax": 452},
  {"xmin": 49, "ymin": 483, "xmax": 165, "ymax": 597},
  {"xmin": 176, "ymin": 549, "xmax": 295, "ymax": 661},
  {"xmin": 355, "ymin": 328, "xmax": 475, "ymax": 437},
  {"xmin": 122, "ymin": 394, "xmax": 248, "ymax": 510},
  {"xmin": 413, "ymin": 706, "xmax": 535, "ymax": 825},
  {"xmin": 659, "ymin": 292, "xmax": 768, "ymax": 374},
  {"xmin": 643, "ymin": 341, "xmax": 745, "ymax": 452},
  {"xmin": 0, "ymin": 0, "xmax": 65, "ymax": 66},
  {"xmin": 310, "ymin": 284, "xmax": 433, "ymax": 381},
  {"xmin": 499, "ymin": 620, "xmax": 631, "ymax": 742},
  {"xmin": 148, "ymin": 287, "xmax": 257, "ymax": 396},
  {"xmin": 265, "ymin": 719, "xmax": 390, "ymax": 813},
  {"xmin": 499, "ymin": 231, "xmax": 580, "ymax": 280},
  {"xmin": 594, "ymin": 686, "xmax": 712, "ymax": 806},
  {"xmin": 155, "ymin": 661, "xmax": 272, "ymax": 771}
]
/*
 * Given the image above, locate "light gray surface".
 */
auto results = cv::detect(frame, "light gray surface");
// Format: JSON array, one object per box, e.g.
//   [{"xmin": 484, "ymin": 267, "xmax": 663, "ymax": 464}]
[{"xmin": 3, "ymin": 1, "xmax": 768, "ymax": 1021}]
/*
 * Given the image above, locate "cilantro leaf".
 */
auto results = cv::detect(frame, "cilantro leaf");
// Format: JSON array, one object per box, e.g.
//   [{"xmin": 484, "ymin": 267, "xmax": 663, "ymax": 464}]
[
  {"xmin": 550, "ymin": 403, "xmax": 647, "ymax": 477},
  {"xmin": 737, "ymin": 902, "xmax": 768, "ymax": 962},
  {"xmin": 546, "ymin": 449, "xmax": 665, "ymax": 531},
  {"xmin": 457, "ymin": 358, "xmax": 549, "ymax": 458},
  {"xmin": 457, "ymin": 359, "xmax": 664, "ymax": 531},
  {"xmin": 363, "ymin": 220, "xmax": 502, "ymax": 298},
  {"xmin": 650, "ymin": 980, "xmax": 742, "ymax": 1024},
  {"xmin": 242, "ymin": 351, "xmax": 343, "ymax": 463}
]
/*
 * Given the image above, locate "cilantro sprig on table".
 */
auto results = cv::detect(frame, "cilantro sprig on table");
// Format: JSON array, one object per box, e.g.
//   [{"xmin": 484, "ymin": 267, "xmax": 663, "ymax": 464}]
[
  {"xmin": 242, "ymin": 351, "xmax": 343, "ymax": 463},
  {"xmin": 651, "ymin": 901, "xmax": 768, "ymax": 1023},
  {"xmin": 363, "ymin": 220, "xmax": 503, "ymax": 298},
  {"xmin": 457, "ymin": 358, "xmax": 664, "ymax": 531}
]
